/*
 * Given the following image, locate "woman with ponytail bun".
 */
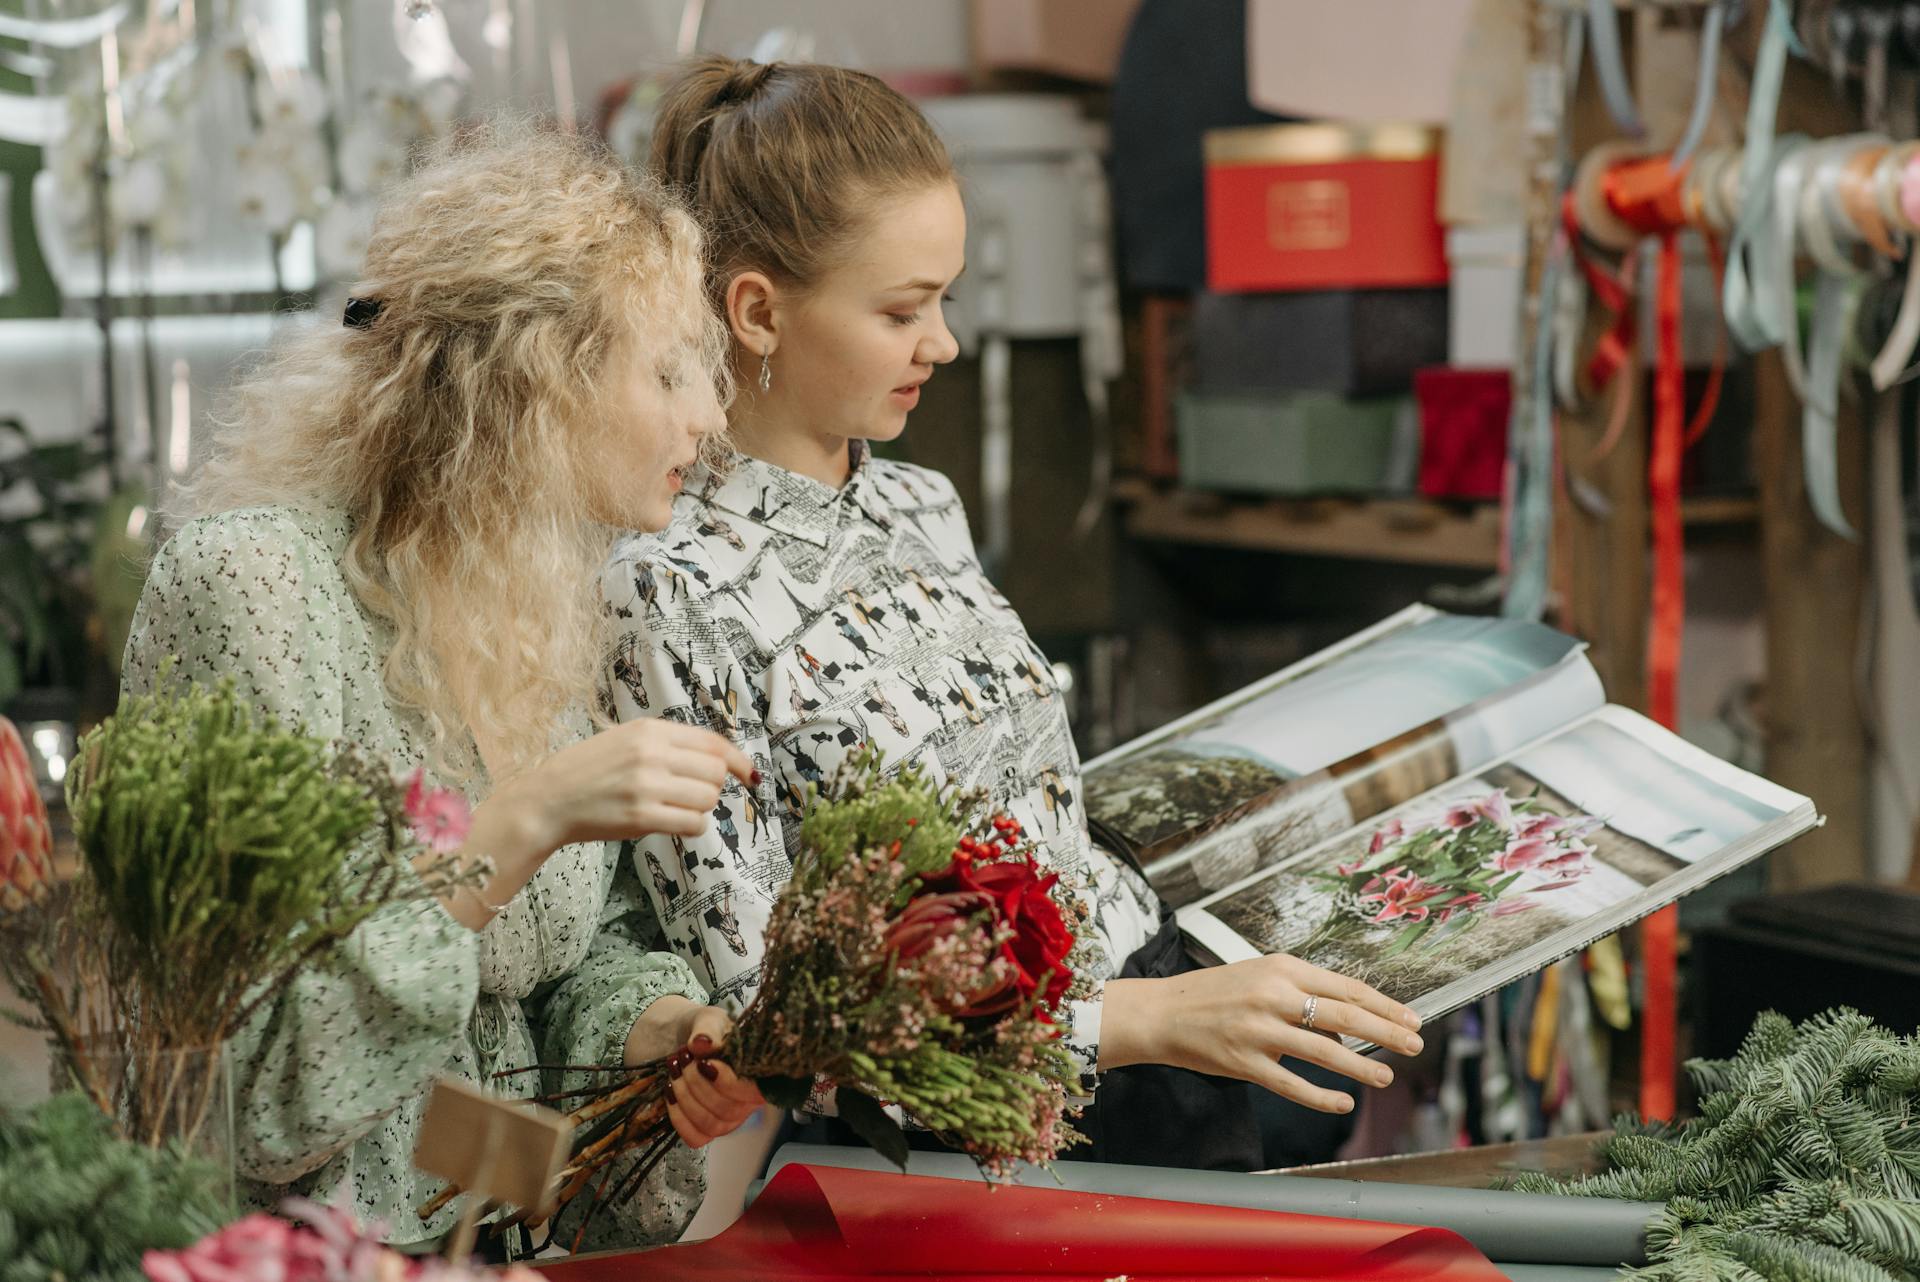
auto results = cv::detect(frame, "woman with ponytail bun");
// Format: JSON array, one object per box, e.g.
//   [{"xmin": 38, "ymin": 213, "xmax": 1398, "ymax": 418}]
[{"xmin": 602, "ymin": 58, "xmax": 1426, "ymax": 1171}]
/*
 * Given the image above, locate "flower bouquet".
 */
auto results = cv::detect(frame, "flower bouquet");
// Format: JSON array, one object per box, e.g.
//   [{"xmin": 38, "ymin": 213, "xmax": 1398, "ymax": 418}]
[
  {"xmin": 1303, "ymin": 787, "xmax": 1601, "ymax": 960},
  {"xmin": 431, "ymin": 749, "xmax": 1089, "ymax": 1247}
]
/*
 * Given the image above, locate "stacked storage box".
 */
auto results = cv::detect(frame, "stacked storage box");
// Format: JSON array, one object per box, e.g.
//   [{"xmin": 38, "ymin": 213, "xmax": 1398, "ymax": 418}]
[{"xmin": 1187, "ymin": 122, "xmax": 1447, "ymax": 497}]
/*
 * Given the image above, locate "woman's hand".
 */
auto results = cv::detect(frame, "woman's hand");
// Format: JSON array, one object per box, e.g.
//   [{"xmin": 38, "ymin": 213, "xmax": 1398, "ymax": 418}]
[
  {"xmin": 1101, "ymin": 955, "xmax": 1424, "ymax": 1114},
  {"xmin": 657, "ymin": 1004, "xmax": 766, "ymax": 1149},
  {"xmin": 440, "ymin": 720, "xmax": 755, "ymax": 930},
  {"xmin": 508, "ymin": 718, "xmax": 757, "ymax": 850}
]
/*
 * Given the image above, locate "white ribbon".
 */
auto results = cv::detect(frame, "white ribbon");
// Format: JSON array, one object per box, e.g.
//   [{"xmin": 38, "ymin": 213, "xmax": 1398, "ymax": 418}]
[
  {"xmin": 1722, "ymin": 4, "xmax": 1794, "ymax": 350},
  {"xmin": 1767, "ymin": 138, "xmax": 1818, "ymax": 399}
]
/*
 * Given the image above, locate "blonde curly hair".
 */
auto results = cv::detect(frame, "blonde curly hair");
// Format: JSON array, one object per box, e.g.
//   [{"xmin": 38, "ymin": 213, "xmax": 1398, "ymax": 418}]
[{"xmin": 185, "ymin": 117, "xmax": 729, "ymax": 781}]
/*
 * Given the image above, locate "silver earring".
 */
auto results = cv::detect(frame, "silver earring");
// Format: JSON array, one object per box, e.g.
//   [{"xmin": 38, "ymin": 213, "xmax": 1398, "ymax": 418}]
[{"xmin": 758, "ymin": 350, "xmax": 772, "ymax": 393}]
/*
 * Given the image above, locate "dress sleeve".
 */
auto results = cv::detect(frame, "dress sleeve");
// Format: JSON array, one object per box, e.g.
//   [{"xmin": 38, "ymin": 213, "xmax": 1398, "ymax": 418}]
[
  {"xmin": 123, "ymin": 512, "xmax": 481, "ymax": 1185},
  {"xmin": 526, "ymin": 848, "xmax": 709, "ymax": 1074},
  {"xmin": 525, "ymin": 851, "xmax": 713, "ymax": 1249}
]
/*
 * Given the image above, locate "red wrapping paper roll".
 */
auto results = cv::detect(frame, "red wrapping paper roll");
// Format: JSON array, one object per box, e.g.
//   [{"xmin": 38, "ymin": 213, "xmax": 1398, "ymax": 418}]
[{"xmin": 536, "ymin": 1163, "xmax": 1510, "ymax": 1282}]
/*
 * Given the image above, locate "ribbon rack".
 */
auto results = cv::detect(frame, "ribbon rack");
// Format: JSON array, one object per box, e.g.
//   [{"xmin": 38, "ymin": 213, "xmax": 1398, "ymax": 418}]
[{"xmin": 1518, "ymin": 0, "xmax": 1902, "ymax": 1119}]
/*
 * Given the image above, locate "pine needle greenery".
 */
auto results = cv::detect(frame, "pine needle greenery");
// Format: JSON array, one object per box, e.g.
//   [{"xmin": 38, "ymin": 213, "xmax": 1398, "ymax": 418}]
[
  {"xmin": 1514, "ymin": 1008, "xmax": 1920, "ymax": 1282},
  {"xmin": 0, "ymin": 1091, "xmax": 232, "ymax": 1282},
  {"xmin": 1, "ymin": 668, "xmax": 478, "ymax": 1151}
]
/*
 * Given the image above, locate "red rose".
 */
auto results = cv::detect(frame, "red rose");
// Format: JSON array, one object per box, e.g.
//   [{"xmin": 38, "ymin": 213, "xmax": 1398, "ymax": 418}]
[
  {"xmin": 885, "ymin": 889, "xmax": 994, "ymax": 961},
  {"xmin": 884, "ymin": 889, "xmax": 1023, "ymax": 1018},
  {"xmin": 916, "ymin": 849, "xmax": 1075, "ymax": 1017}
]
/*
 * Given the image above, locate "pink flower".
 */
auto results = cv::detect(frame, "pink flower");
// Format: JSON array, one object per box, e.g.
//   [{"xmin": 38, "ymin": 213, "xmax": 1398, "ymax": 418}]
[
  {"xmin": 1497, "ymin": 839, "xmax": 1553, "ymax": 872},
  {"xmin": 144, "ymin": 1215, "xmax": 302, "ymax": 1282},
  {"xmin": 1358, "ymin": 870, "xmax": 1451, "ymax": 924},
  {"xmin": 1492, "ymin": 897, "xmax": 1539, "ymax": 916},
  {"xmin": 1433, "ymin": 892, "xmax": 1487, "ymax": 925},
  {"xmin": 1520, "ymin": 813, "xmax": 1567, "ymax": 839},
  {"xmin": 1476, "ymin": 790, "xmax": 1513, "ymax": 828},
  {"xmin": 1367, "ymin": 819, "xmax": 1405, "ymax": 854},
  {"xmin": 1441, "ymin": 803, "xmax": 1480, "ymax": 829},
  {"xmin": 145, "ymin": 1200, "xmax": 521, "ymax": 1282},
  {"xmin": 1537, "ymin": 847, "xmax": 1592, "ymax": 878},
  {"xmin": 404, "ymin": 768, "xmax": 471, "ymax": 854}
]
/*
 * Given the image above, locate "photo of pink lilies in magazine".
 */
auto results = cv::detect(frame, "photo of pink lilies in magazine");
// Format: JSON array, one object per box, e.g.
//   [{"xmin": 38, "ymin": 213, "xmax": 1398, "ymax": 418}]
[
  {"xmin": 1300, "ymin": 787, "xmax": 1603, "ymax": 962},
  {"xmin": 1174, "ymin": 709, "xmax": 1813, "ymax": 1023}
]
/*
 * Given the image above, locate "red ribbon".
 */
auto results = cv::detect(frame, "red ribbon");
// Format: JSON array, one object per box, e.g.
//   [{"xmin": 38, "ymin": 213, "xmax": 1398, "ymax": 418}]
[
  {"xmin": 1588, "ymin": 155, "xmax": 1700, "ymax": 1125},
  {"xmin": 536, "ymin": 1163, "xmax": 1511, "ymax": 1282},
  {"xmin": 1640, "ymin": 229, "xmax": 1686, "ymax": 1124},
  {"xmin": 1563, "ymin": 189, "xmax": 1639, "ymax": 391}
]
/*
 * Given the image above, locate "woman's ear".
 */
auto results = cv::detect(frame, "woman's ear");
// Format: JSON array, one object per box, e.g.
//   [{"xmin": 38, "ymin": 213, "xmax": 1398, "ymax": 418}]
[{"xmin": 725, "ymin": 271, "xmax": 781, "ymax": 357}]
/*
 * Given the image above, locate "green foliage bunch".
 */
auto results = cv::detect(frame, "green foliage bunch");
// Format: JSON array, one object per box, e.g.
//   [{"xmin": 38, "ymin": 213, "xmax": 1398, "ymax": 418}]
[
  {"xmin": 65, "ymin": 672, "xmax": 405, "ymax": 1048},
  {"xmin": 1515, "ymin": 1008, "xmax": 1920, "ymax": 1282},
  {"xmin": 793, "ymin": 747, "xmax": 972, "ymax": 890},
  {"xmin": 5, "ymin": 669, "xmax": 475, "ymax": 1149},
  {"xmin": 0, "ymin": 1092, "xmax": 231, "ymax": 1282}
]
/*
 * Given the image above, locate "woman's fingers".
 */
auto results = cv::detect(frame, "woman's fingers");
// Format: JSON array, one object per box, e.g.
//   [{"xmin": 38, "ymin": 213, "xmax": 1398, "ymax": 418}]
[
  {"xmin": 635, "ymin": 801, "xmax": 712, "ymax": 837},
  {"xmin": 649, "ymin": 769, "xmax": 724, "ymax": 813},
  {"xmin": 667, "ymin": 722, "xmax": 758, "ymax": 786},
  {"xmin": 1241, "ymin": 1054, "xmax": 1356, "ymax": 1115},
  {"xmin": 666, "ymin": 748, "xmax": 730, "ymax": 788},
  {"xmin": 717, "ymin": 742, "xmax": 758, "ymax": 786},
  {"xmin": 684, "ymin": 1004, "xmax": 735, "ymax": 1054},
  {"xmin": 1291, "ymin": 992, "xmax": 1425, "ymax": 1058},
  {"xmin": 1287, "ymin": 958, "xmax": 1423, "ymax": 1035},
  {"xmin": 671, "ymin": 1062, "xmax": 759, "ymax": 1145},
  {"xmin": 667, "ymin": 1072, "xmax": 729, "ymax": 1145},
  {"xmin": 697, "ymin": 1056, "xmax": 766, "ymax": 1109},
  {"xmin": 1267, "ymin": 1014, "xmax": 1397, "ymax": 1088}
]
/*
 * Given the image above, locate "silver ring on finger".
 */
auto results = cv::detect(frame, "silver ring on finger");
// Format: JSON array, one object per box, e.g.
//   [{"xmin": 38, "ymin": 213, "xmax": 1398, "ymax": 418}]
[{"xmin": 1300, "ymin": 994, "xmax": 1319, "ymax": 1031}]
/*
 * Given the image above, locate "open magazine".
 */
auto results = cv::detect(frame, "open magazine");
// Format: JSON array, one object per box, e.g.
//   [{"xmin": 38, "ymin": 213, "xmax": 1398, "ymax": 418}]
[{"xmin": 1081, "ymin": 605, "xmax": 1819, "ymax": 1040}]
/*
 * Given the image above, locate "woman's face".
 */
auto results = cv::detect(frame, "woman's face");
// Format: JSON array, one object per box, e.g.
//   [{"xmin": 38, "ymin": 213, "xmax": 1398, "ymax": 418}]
[
  {"xmin": 766, "ymin": 181, "xmax": 965, "ymax": 443},
  {"xmin": 598, "ymin": 304, "xmax": 727, "ymax": 532}
]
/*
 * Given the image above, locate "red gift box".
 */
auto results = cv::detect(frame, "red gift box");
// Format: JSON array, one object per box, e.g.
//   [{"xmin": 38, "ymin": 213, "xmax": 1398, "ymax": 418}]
[
  {"xmin": 1415, "ymin": 366, "xmax": 1510, "ymax": 501},
  {"xmin": 537, "ymin": 1162, "xmax": 1509, "ymax": 1282},
  {"xmin": 1204, "ymin": 123, "xmax": 1449, "ymax": 293}
]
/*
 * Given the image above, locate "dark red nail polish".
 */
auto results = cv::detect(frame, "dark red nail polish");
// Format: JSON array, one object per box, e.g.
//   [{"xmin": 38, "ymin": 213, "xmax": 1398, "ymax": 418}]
[
  {"xmin": 666, "ymin": 1084, "xmax": 679, "ymax": 1105},
  {"xmin": 669, "ymin": 1058, "xmax": 686, "ymax": 1079},
  {"xmin": 697, "ymin": 1061, "xmax": 719, "ymax": 1083},
  {"xmin": 691, "ymin": 1034, "xmax": 714, "ymax": 1053},
  {"xmin": 751, "ymin": 769, "xmax": 763, "ymax": 786}
]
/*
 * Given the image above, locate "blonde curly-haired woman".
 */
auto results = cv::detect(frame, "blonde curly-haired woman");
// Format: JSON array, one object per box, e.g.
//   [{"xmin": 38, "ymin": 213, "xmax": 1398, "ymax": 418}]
[{"xmin": 121, "ymin": 120, "xmax": 758, "ymax": 1253}]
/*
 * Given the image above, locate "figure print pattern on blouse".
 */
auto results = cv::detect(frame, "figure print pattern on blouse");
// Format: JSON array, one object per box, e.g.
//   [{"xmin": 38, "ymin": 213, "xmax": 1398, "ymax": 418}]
[{"xmin": 601, "ymin": 447, "xmax": 1161, "ymax": 1090}]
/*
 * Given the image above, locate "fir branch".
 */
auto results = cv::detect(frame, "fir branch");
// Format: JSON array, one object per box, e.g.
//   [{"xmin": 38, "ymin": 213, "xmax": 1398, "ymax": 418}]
[
  {"xmin": 0, "ymin": 1093, "xmax": 231, "ymax": 1282},
  {"xmin": 1522, "ymin": 1010, "xmax": 1920, "ymax": 1282}
]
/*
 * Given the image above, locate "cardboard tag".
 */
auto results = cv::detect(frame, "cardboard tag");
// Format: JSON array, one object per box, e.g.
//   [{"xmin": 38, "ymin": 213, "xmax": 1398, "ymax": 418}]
[{"xmin": 414, "ymin": 1076, "xmax": 571, "ymax": 1220}]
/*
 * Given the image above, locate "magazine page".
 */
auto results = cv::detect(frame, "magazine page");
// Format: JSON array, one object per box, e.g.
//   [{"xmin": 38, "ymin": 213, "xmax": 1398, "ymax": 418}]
[
  {"xmin": 1177, "ymin": 705, "xmax": 1818, "ymax": 1035},
  {"xmin": 1083, "ymin": 609, "xmax": 1606, "ymax": 902}
]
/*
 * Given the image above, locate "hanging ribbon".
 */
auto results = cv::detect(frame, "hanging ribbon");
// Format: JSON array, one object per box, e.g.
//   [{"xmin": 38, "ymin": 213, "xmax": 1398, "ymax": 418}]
[
  {"xmin": 1722, "ymin": 4, "xmax": 1795, "ymax": 350},
  {"xmin": 1794, "ymin": 134, "xmax": 1890, "ymax": 541},
  {"xmin": 1504, "ymin": 9, "xmax": 1587, "ymax": 625},
  {"xmin": 1572, "ymin": 146, "xmax": 1749, "ymax": 1121},
  {"xmin": 1870, "ymin": 144, "xmax": 1920, "ymax": 390},
  {"xmin": 1672, "ymin": 1, "xmax": 1727, "ymax": 167},
  {"xmin": 1768, "ymin": 138, "xmax": 1820, "ymax": 399},
  {"xmin": 1586, "ymin": 0, "xmax": 1647, "ymax": 139}
]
